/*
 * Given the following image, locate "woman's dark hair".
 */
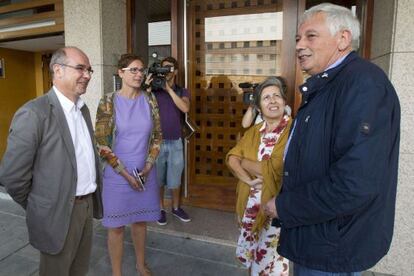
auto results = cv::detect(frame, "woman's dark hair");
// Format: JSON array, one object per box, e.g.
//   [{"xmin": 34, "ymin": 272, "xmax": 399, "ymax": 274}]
[
  {"xmin": 117, "ymin": 54, "xmax": 144, "ymax": 69},
  {"xmin": 254, "ymin": 76, "xmax": 287, "ymax": 111}
]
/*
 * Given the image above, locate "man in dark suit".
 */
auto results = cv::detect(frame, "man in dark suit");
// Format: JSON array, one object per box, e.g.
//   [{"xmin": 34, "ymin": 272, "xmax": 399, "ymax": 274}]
[
  {"xmin": 0, "ymin": 47, "xmax": 103, "ymax": 276},
  {"xmin": 264, "ymin": 3, "xmax": 400, "ymax": 276}
]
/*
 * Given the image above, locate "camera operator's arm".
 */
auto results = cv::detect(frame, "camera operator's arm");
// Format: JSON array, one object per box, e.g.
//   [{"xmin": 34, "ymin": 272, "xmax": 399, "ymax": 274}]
[
  {"xmin": 242, "ymin": 105, "xmax": 257, "ymax": 128},
  {"xmin": 165, "ymin": 82, "xmax": 190, "ymax": 113}
]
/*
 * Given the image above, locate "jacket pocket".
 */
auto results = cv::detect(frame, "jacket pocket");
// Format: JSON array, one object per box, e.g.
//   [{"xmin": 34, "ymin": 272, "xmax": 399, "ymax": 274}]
[
  {"xmin": 27, "ymin": 193, "xmax": 52, "ymax": 220},
  {"xmin": 26, "ymin": 193, "xmax": 53, "ymax": 235}
]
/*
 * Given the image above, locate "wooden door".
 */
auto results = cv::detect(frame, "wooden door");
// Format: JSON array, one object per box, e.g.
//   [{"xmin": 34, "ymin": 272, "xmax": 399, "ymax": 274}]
[{"xmin": 185, "ymin": 0, "xmax": 298, "ymax": 211}]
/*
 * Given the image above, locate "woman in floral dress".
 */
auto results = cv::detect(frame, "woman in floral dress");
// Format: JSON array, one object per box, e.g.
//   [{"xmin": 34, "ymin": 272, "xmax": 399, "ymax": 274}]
[{"xmin": 227, "ymin": 76, "xmax": 292, "ymax": 275}]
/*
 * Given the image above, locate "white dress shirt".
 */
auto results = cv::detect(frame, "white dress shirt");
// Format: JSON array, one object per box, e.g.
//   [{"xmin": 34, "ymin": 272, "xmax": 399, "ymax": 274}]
[{"xmin": 54, "ymin": 86, "xmax": 97, "ymax": 196}]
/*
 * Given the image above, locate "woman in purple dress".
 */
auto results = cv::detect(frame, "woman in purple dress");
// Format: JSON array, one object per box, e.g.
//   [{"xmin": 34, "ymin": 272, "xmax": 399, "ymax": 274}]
[{"xmin": 95, "ymin": 54, "xmax": 162, "ymax": 276}]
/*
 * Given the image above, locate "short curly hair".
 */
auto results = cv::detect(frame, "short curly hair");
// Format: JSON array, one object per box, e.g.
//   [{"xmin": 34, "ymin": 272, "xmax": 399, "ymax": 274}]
[
  {"xmin": 161, "ymin": 56, "xmax": 178, "ymax": 70},
  {"xmin": 254, "ymin": 76, "xmax": 287, "ymax": 111},
  {"xmin": 117, "ymin": 54, "xmax": 144, "ymax": 69}
]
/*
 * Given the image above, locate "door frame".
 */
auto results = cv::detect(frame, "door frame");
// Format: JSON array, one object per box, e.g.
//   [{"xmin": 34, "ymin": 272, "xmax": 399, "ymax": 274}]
[
  {"xmin": 126, "ymin": 0, "xmax": 373, "ymax": 210},
  {"xmin": 183, "ymin": 0, "xmax": 302, "ymax": 210}
]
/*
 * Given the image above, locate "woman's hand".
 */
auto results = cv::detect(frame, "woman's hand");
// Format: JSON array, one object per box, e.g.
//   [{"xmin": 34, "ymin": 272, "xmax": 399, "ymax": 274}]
[
  {"xmin": 263, "ymin": 196, "xmax": 278, "ymax": 218},
  {"xmin": 140, "ymin": 162, "xmax": 152, "ymax": 179},
  {"xmin": 246, "ymin": 176, "xmax": 263, "ymax": 189},
  {"xmin": 228, "ymin": 155, "xmax": 263, "ymax": 189},
  {"xmin": 120, "ymin": 169, "xmax": 144, "ymax": 191}
]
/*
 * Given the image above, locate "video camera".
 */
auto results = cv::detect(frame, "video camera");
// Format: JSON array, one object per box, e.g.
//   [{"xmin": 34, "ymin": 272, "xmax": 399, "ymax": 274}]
[
  {"xmin": 239, "ymin": 82, "xmax": 260, "ymax": 105},
  {"xmin": 148, "ymin": 62, "xmax": 174, "ymax": 90}
]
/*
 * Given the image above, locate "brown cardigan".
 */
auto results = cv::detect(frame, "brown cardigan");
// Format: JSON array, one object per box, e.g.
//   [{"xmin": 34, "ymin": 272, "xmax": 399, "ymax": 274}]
[{"xmin": 226, "ymin": 118, "xmax": 292, "ymax": 232}]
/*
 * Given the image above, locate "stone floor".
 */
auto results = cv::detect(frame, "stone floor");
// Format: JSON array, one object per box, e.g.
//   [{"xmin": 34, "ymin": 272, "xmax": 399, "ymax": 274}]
[
  {"xmin": 0, "ymin": 190, "xmax": 245, "ymax": 276},
  {"xmin": 0, "ymin": 188, "xmax": 394, "ymax": 276},
  {"xmin": 147, "ymin": 205, "xmax": 239, "ymax": 246}
]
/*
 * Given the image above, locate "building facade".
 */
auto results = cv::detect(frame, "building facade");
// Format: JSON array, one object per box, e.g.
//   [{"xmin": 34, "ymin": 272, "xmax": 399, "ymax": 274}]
[{"xmin": 0, "ymin": 0, "xmax": 413, "ymax": 274}]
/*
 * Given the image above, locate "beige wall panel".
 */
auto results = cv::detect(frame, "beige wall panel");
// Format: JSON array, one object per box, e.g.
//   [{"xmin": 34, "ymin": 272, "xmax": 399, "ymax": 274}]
[
  {"xmin": 371, "ymin": 1, "xmax": 414, "ymax": 275},
  {"xmin": 394, "ymin": 0, "xmax": 414, "ymax": 52},
  {"xmin": 370, "ymin": 0, "xmax": 395, "ymax": 59},
  {"xmin": 64, "ymin": 0, "xmax": 126, "ymax": 123}
]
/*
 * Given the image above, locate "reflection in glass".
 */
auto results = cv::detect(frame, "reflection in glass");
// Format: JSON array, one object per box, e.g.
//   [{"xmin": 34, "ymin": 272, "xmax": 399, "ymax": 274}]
[
  {"xmin": 187, "ymin": 0, "xmax": 284, "ymax": 211},
  {"xmin": 204, "ymin": 12, "xmax": 283, "ymax": 77}
]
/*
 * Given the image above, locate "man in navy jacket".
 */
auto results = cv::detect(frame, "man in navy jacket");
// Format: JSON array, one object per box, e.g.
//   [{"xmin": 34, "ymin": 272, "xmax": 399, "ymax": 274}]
[{"xmin": 264, "ymin": 3, "xmax": 400, "ymax": 275}]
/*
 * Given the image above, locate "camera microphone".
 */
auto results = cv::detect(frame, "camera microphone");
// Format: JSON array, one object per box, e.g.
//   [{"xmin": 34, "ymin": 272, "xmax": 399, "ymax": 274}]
[{"xmin": 239, "ymin": 82, "xmax": 253, "ymax": 89}]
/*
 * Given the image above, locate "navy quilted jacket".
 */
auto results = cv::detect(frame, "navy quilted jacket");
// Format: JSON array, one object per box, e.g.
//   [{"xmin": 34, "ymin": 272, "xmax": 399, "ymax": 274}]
[{"xmin": 276, "ymin": 52, "xmax": 400, "ymax": 272}]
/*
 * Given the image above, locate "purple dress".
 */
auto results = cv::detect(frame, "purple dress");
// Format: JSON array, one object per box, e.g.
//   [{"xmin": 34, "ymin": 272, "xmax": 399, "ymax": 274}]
[{"xmin": 102, "ymin": 93, "xmax": 160, "ymax": 228}]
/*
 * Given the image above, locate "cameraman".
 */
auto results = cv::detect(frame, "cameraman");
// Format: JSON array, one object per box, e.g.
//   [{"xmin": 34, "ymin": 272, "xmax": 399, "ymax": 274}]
[{"xmin": 152, "ymin": 56, "xmax": 191, "ymax": 225}]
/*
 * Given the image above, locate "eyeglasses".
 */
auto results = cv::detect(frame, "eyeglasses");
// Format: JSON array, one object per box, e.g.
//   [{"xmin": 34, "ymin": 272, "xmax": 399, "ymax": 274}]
[
  {"xmin": 58, "ymin": 63, "xmax": 94, "ymax": 75},
  {"xmin": 121, "ymin": 67, "xmax": 147, "ymax": 74}
]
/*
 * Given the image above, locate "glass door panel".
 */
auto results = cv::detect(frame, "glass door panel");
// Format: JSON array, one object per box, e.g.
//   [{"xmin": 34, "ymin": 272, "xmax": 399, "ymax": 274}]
[{"xmin": 186, "ymin": 0, "xmax": 284, "ymax": 211}]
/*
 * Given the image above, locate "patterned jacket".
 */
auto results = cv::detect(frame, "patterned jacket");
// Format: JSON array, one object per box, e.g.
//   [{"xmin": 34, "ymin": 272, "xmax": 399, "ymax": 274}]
[{"xmin": 95, "ymin": 91, "xmax": 162, "ymax": 173}]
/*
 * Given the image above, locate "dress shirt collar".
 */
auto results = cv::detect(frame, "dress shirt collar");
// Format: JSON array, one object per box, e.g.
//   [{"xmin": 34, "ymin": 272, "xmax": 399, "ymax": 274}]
[
  {"xmin": 324, "ymin": 51, "xmax": 350, "ymax": 72},
  {"xmin": 53, "ymin": 86, "xmax": 85, "ymax": 113}
]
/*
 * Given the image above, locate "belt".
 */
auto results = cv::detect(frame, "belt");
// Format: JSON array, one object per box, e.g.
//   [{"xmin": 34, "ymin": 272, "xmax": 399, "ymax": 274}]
[{"xmin": 75, "ymin": 193, "xmax": 92, "ymax": 202}]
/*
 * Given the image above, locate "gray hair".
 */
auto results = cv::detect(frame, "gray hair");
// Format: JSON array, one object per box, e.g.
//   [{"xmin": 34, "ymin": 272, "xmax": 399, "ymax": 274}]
[
  {"xmin": 300, "ymin": 3, "xmax": 360, "ymax": 50},
  {"xmin": 49, "ymin": 46, "xmax": 82, "ymax": 78},
  {"xmin": 254, "ymin": 76, "xmax": 287, "ymax": 111}
]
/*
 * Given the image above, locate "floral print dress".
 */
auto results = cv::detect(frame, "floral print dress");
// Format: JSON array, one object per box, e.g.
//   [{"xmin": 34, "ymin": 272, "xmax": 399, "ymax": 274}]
[{"xmin": 236, "ymin": 115, "xmax": 289, "ymax": 276}]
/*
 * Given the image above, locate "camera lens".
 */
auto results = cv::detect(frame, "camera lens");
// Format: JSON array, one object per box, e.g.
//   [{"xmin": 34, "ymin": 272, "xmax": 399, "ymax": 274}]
[{"xmin": 243, "ymin": 92, "xmax": 255, "ymax": 105}]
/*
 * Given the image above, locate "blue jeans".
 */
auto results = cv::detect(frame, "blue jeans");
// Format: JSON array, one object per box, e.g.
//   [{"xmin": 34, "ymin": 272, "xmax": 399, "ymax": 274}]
[
  {"xmin": 294, "ymin": 263, "xmax": 361, "ymax": 276},
  {"xmin": 155, "ymin": 138, "xmax": 184, "ymax": 189}
]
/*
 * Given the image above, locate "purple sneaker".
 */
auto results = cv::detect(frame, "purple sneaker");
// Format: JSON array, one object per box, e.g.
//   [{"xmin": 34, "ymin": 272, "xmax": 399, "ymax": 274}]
[
  {"xmin": 157, "ymin": 209, "xmax": 167, "ymax": 225},
  {"xmin": 172, "ymin": 207, "xmax": 191, "ymax": 222}
]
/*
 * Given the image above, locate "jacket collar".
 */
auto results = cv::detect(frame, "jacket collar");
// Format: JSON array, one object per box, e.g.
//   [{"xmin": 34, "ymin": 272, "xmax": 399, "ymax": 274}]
[
  {"xmin": 299, "ymin": 51, "xmax": 358, "ymax": 98},
  {"xmin": 47, "ymin": 88, "xmax": 77, "ymax": 171},
  {"xmin": 53, "ymin": 85, "xmax": 85, "ymax": 113}
]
